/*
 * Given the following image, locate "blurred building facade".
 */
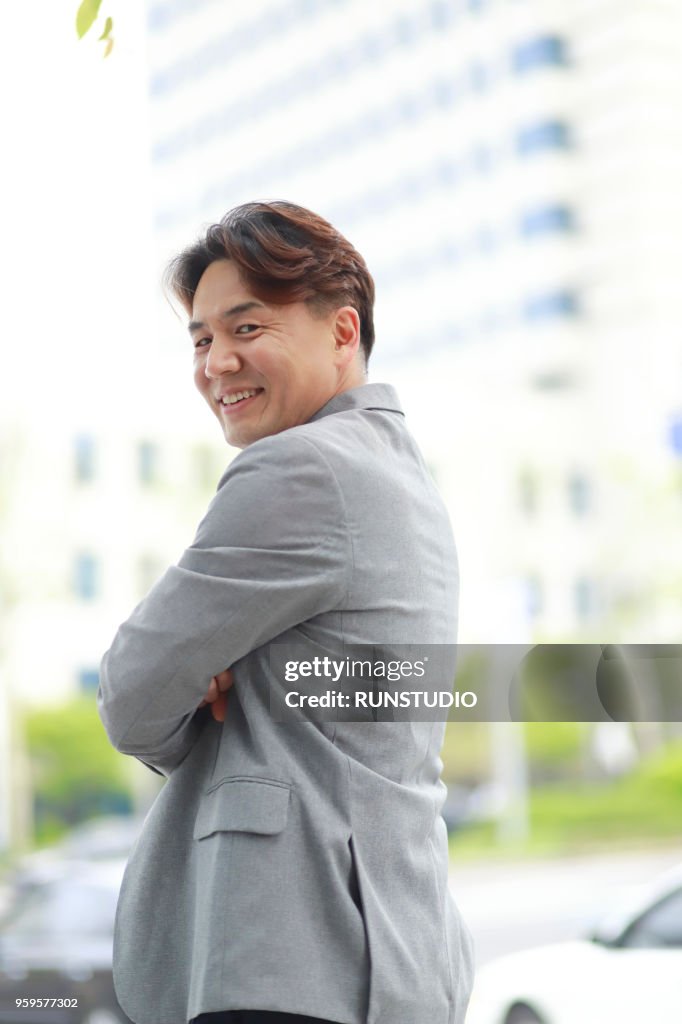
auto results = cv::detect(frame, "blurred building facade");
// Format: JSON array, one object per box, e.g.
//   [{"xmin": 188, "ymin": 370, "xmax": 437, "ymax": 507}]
[
  {"xmin": 1, "ymin": 421, "xmax": 228, "ymax": 708},
  {"xmin": 143, "ymin": 0, "xmax": 682, "ymax": 642}
]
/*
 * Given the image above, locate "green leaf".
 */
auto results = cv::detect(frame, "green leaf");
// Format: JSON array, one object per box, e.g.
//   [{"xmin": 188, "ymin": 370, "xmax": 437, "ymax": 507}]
[
  {"xmin": 98, "ymin": 16, "xmax": 113, "ymax": 41},
  {"xmin": 103, "ymin": 36, "xmax": 114, "ymax": 57},
  {"xmin": 75, "ymin": 0, "xmax": 103, "ymax": 39}
]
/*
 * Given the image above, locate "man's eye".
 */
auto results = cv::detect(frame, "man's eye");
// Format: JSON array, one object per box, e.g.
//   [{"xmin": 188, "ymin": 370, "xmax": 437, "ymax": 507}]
[
  {"xmin": 235, "ymin": 323, "xmax": 259, "ymax": 335},
  {"xmin": 194, "ymin": 337, "xmax": 211, "ymax": 349}
]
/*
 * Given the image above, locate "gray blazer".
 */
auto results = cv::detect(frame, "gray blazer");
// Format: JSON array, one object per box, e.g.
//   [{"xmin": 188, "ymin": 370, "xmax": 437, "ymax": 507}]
[{"xmin": 98, "ymin": 383, "xmax": 474, "ymax": 1024}]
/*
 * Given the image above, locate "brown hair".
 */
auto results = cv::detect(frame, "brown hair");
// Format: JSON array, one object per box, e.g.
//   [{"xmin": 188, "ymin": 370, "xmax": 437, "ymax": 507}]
[{"xmin": 164, "ymin": 200, "xmax": 376, "ymax": 362}]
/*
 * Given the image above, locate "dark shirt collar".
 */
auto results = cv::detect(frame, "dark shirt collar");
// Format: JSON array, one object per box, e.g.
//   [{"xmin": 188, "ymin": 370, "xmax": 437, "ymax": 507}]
[{"xmin": 308, "ymin": 382, "xmax": 404, "ymax": 423}]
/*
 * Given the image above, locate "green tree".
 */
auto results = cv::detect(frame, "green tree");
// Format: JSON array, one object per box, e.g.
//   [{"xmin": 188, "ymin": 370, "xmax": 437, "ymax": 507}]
[
  {"xmin": 24, "ymin": 696, "xmax": 132, "ymax": 846},
  {"xmin": 76, "ymin": 0, "xmax": 114, "ymax": 57}
]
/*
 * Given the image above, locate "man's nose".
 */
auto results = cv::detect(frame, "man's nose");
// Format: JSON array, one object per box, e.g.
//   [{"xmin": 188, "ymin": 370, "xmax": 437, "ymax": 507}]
[{"xmin": 204, "ymin": 334, "xmax": 242, "ymax": 378}]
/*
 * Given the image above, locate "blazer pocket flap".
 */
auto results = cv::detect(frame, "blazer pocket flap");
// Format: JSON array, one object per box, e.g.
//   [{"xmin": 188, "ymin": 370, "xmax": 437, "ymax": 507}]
[{"xmin": 193, "ymin": 778, "xmax": 290, "ymax": 840}]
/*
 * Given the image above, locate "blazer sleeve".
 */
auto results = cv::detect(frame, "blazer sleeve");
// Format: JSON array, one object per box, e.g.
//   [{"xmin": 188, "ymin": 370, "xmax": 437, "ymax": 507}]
[{"xmin": 97, "ymin": 432, "xmax": 351, "ymax": 774}]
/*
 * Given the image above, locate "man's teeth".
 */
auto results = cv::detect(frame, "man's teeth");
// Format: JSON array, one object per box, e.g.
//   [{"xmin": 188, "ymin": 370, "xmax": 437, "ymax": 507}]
[{"xmin": 222, "ymin": 389, "xmax": 258, "ymax": 406}]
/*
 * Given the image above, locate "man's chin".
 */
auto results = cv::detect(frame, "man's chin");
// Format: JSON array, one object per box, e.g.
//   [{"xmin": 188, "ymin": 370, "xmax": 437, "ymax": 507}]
[
  {"xmin": 223, "ymin": 431, "xmax": 248, "ymax": 449},
  {"xmin": 222, "ymin": 424, "xmax": 265, "ymax": 449}
]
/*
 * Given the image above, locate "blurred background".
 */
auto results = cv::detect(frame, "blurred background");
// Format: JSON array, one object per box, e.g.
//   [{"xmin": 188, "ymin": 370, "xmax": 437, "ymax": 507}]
[{"xmin": 1, "ymin": 0, "xmax": 681, "ymax": 1021}]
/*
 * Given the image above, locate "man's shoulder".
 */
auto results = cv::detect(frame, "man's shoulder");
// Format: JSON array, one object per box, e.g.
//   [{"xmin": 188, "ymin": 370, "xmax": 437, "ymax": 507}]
[
  {"xmin": 218, "ymin": 424, "xmax": 331, "ymax": 480},
  {"xmin": 218, "ymin": 413, "xmax": 362, "ymax": 482},
  {"xmin": 198, "ymin": 426, "xmax": 349, "ymax": 552},
  {"xmin": 215, "ymin": 392, "xmax": 417, "ymax": 500},
  {"xmin": 212, "ymin": 423, "xmax": 348, "ymax": 509}
]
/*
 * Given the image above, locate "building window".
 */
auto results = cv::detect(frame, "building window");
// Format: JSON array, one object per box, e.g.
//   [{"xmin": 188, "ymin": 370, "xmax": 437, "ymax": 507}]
[
  {"xmin": 147, "ymin": 4, "xmax": 170, "ymax": 33},
  {"xmin": 523, "ymin": 289, "xmax": 579, "ymax": 323},
  {"xmin": 475, "ymin": 226, "xmax": 497, "ymax": 255},
  {"xmin": 360, "ymin": 33, "xmax": 389, "ymax": 62},
  {"xmin": 193, "ymin": 444, "xmax": 218, "ymax": 491},
  {"xmin": 512, "ymin": 35, "xmax": 568, "ymax": 75},
  {"xmin": 398, "ymin": 94, "xmax": 423, "ymax": 123},
  {"xmin": 568, "ymin": 472, "xmax": 591, "ymax": 516},
  {"xmin": 429, "ymin": 1, "xmax": 456, "ymax": 30},
  {"xmin": 532, "ymin": 371, "xmax": 575, "ymax": 392},
  {"xmin": 525, "ymin": 576, "xmax": 543, "ymax": 619},
  {"xmin": 516, "ymin": 119, "xmax": 571, "ymax": 157},
  {"xmin": 469, "ymin": 60, "xmax": 488, "ymax": 92},
  {"xmin": 137, "ymin": 441, "xmax": 160, "ymax": 486},
  {"xmin": 669, "ymin": 416, "xmax": 682, "ymax": 455},
  {"xmin": 73, "ymin": 553, "xmax": 99, "ymax": 601},
  {"xmin": 74, "ymin": 434, "xmax": 96, "ymax": 483},
  {"xmin": 78, "ymin": 667, "xmax": 100, "ymax": 693},
  {"xmin": 520, "ymin": 204, "xmax": 575, "ymax": 239},
  {"xmin": 436, "ymin": 159, "xmax": 458, "ymax": 186},
  {"xmin": 393, "ymin": 15, "xmax": 418, "ymax": 46},
  {"xmin": 432, "ymin": 77, "xmax": 458, "ymax": 108},
  {"xmin": 574, "ymin": 577, "xmax": 595, "ymax": 622},
  {"xmin": 472, "ymin": 144, "xmax": 494, "ymax": 176}
]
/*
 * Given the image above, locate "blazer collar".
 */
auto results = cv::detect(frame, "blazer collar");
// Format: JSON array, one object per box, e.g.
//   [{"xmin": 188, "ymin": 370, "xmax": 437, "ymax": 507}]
[{"xmin": 308, "ymin": 383, "xmax": 404, "ymax": 423}]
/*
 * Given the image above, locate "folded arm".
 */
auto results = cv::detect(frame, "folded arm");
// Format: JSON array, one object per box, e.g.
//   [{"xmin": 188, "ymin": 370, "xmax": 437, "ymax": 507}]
[{"xmin": 97, "ymin": 433, "xmax": 350, "ymax": 775}]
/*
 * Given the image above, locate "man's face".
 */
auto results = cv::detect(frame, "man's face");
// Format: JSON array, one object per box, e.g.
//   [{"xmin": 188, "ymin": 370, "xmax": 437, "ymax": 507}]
[{"xmin": 189, "ymin": 259, "xmax": 361, "ymax": 448}]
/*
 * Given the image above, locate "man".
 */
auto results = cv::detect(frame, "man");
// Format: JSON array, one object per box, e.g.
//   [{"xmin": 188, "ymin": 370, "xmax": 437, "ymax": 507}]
[{"xmin": 98, "ymin": 201, "xmax": 474, "ymax": 1024}]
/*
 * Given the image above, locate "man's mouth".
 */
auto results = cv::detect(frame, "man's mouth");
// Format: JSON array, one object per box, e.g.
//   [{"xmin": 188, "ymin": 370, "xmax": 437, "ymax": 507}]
[{"xmin": 219, "ymin": 388, "xmax": 264, "ymax": 412}]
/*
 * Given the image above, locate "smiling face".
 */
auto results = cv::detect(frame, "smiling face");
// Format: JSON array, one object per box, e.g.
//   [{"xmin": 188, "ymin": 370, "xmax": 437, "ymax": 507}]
[{"xmin": 189, "ymin": 259, "xmax": 365, "ymax": 448}]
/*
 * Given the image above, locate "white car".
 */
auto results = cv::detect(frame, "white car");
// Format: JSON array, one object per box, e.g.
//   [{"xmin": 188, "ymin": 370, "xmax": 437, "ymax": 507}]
[{"xmin": 466, "ymin": 862, "xmax": 682, "ymax": 1024}]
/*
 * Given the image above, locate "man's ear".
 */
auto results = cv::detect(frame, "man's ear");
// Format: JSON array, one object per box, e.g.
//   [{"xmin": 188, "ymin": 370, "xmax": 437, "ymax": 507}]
[{"xmin": 332, "ymin": 306, "xmax": 361, "ymax": 360}]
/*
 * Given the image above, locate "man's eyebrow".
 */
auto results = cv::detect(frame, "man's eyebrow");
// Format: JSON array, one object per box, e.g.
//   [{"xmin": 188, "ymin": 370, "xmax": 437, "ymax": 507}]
[{"xmin": 187, "ymin": 300, "xmax": 267, "ymax": 335}]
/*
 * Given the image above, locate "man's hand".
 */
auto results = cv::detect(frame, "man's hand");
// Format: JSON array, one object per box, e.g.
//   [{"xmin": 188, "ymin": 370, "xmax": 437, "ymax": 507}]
[{"xmin": 198, "ymin": 668, "xmax": 234, "ymax": 722}]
